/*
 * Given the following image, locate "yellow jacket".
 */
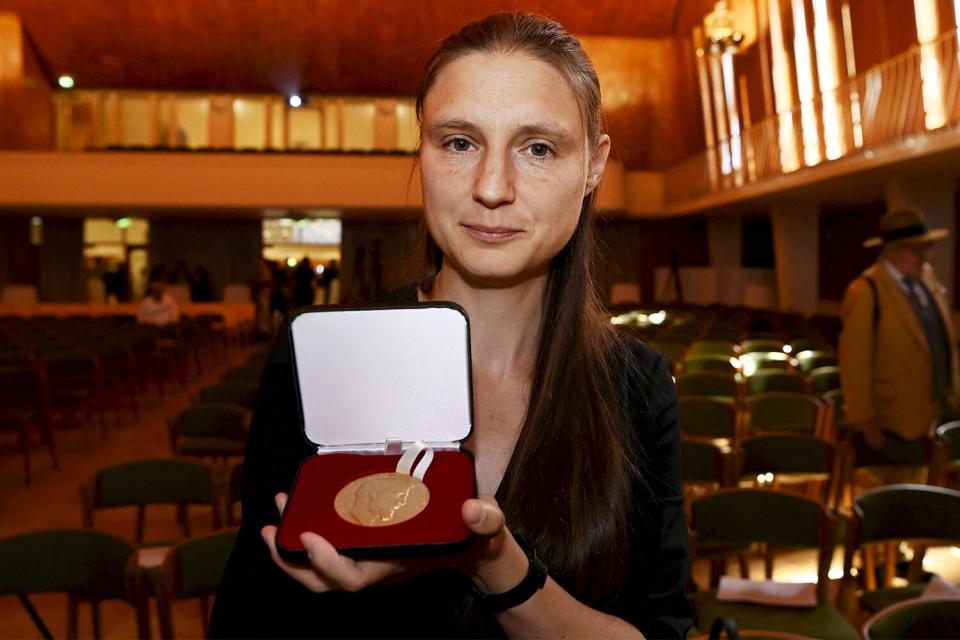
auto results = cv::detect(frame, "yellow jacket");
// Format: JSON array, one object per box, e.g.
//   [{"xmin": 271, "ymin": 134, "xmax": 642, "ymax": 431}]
[{"xmin": 838, "ymin": 261, "xmax": 959, "ymax": 440}]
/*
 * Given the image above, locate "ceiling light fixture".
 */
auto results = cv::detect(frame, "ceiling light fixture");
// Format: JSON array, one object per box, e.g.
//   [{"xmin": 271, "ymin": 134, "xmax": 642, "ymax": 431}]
[
  {"xmin": 58, "ymin": 75, "xmax": 75, "ymax": 89},
  {"xmin": 704, "ymin": 1, "xmax": 743, "ymax": 52},
  {"xmin": 288, "ymin": 95, "xmax": 303, "ymax": 108}
]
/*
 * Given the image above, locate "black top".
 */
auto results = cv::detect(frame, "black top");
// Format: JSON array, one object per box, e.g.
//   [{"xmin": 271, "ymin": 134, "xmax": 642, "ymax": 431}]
[{"xmin": 210, "ymin": 287, "xmax": 692, "ymax": 639}]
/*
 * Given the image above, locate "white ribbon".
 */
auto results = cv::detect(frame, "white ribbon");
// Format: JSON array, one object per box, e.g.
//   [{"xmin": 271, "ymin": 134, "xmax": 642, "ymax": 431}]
[{"xmin": 396, "ymin": 440, "xmax": 434, "ymax": 481}]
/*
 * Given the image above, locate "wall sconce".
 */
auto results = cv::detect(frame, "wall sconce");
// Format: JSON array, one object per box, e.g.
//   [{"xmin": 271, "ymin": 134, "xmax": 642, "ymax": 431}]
[{"xmin": 704, "ymin": 1, "xmax": 744, "ymax": 52}]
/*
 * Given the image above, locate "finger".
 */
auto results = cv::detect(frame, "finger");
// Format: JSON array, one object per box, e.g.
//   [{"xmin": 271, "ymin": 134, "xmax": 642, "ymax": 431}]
[
  {"xmin": 274, "ymin": 492, "xmax": 289, "ymax": 516},
  {"xmin": 261, "ymin": 525, "xmax": 331, "ymax": 592},
  {"xmin": 301, "ymin": 532, "xmax": 370, "ymax": 592},
  {"xmin": 476, "ymin": 493, "xmax": 499, "ymax": 508},
  {"xmin": 299, "ymin": 533, "xmax": 403, "ymax": 592},
  {"xmin": 462, "ymin": 498, "xmax": 505, "ymax": 537}
]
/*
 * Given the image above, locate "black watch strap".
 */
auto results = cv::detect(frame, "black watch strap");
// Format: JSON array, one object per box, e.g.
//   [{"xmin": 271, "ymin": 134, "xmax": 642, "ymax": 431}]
[{"xmin": 473, "ymin": 533, "xmax": 548, "ymax": 613}]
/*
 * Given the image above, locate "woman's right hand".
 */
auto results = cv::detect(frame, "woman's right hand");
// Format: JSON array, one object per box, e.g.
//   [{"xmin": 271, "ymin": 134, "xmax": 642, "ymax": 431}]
[
  {"xmin": 260, "ymin": 492, "xmax": 515, "ymax": 594},
  {"xmin": 260, "ymin": 493, "xmax": 408, "ymax": 592}
]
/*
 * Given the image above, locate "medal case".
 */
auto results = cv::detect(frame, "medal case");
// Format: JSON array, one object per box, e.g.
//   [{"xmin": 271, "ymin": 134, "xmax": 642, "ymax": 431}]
[{"xmin": 276, "ymin": 304, "xmax": 477, "ymax": 560}]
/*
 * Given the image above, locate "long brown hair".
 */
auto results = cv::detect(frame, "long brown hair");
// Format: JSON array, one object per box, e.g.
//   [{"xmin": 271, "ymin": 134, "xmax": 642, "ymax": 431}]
[{"xmin": 415, "ymin": 12, "xmax": 649, "ymax": 601}]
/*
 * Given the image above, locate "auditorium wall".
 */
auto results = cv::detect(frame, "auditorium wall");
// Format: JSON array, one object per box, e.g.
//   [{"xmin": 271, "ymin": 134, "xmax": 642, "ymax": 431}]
[
  {"xmin": 596, "ymin": 216, "xmax": 711, "ymax": 304},
  {"xmin": 339, "ymin": 217, "xmax": 421, "ymax": 304},
  {"xmin": 0, "ymin": 12, "xmax": 54, "ymax": 149},
  {"xmin": 148, "ymin": 217, "xmax": 262, "ymax": 299},
  {"xmin": 0, "ymin": 217, "xmax": 39, "ymax": 291},
  {"xmin": 38, "ymin": 217, "xmax": 84, "ymax": 302}
]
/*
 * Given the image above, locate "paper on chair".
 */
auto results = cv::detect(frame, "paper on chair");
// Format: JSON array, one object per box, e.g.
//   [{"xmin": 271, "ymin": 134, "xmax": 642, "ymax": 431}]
[
  {"xmin": 921, "ymin": 576, "xmax": 960, "ymax": 599},
  {"xmin": 716, "ymin": 576, "xmax": 818, "ymax": 607},
  {"xmin": 136, "ymin": 546, "xmax": 170, "ymax": 569}
]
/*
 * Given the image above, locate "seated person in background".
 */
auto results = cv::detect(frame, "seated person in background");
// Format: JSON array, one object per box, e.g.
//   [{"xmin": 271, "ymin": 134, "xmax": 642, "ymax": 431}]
[{"xmin": 137, "ymin": 267, "xmax": 180, "ymax": 325}]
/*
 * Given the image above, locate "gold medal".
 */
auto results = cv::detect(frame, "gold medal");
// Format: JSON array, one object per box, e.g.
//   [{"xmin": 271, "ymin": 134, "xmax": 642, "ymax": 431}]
[{"xmin": 334, "ymin": 472, "xmax": 431, "ymax": 527}]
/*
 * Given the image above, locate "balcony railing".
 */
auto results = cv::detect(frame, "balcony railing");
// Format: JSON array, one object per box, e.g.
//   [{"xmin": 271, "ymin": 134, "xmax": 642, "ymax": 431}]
[
  {"xmin": 666, "ymin": 26, "xmax": 960, "ymax": 206},
  {"xmin": 54, "ymin": 92, "xmax": 419, "ymax": 154}
]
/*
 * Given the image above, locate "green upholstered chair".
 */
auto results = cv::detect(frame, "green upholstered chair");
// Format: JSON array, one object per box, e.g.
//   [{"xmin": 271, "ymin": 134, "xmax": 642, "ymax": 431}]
[
  {"xmin": 41, "ymin": 350, "xmax": 103, "ymax": 430},
  {"xmin": 679, "ymin": 396, "xmax": 741, "ymax": 441},
  {"xmin": 244, "ymin": 349, "xmax": 269, "ymax": 366},
  {"xmin": 168, "ymin": 402, "xmax": 251, "ymax": 461},
  {"xmin": 89, "ymin": 341, "xmax": 140, "ymax": 420},
  {"xmin": 746, "ymin": 371, "xmax": 806, "ymax": 396},
  {"xmin": 0, "ymin": 529, "xmax": 144, "ymax": 639},
  {"xmin": 677, "ymin": 373, "xmax": 739, "ymax": 399},
  {"xmin": 746, "ymin": 393, "xmax": 823, "ymax": 437},
  {"xmin": 684, "ymin": 355, "xmax": 740, "ymax": 376},
  {"xmin": 821, "ymin": 388, "xmax": 849, "ymax": 445},
  {"xmin": 738, "ymin": 352, "xmax": 793, "ymax": 376},
  {"xmin": 837, "ymin": 431, "xmax": 932, "ymax": 509},
  {"xmin": 226, "ymin": 461, "xmax": 244, "ymax": 526},
  {"xmin": 221, "ymin": 364, "xmax": 262, "ymax": 383},
  {"xmin": 788, "ymin": 338, "xmax": 831, "ymax": 354},
  {"xmin": 933, "ymin": 420, "xmax": 960, "ymax": 488},
  {"xmin": 652, "ymin": 340, "xmax": 687, "ymax": 371},
  {"xmin": 843, "ymin": 484, "xmax": 960, "ymax": 615},
  {"xmin": 80, "ymin": 458, "xmax": 219, "ymax": 543},
  {"xmin": 795, "ymin": 350, "xmax": 838, "ymax": 374},
  {"xmin": 689, "ymin": 340, "xmax": 739, "ymax": 357},
  {"xmin": 196, "ymin": 381, "xmax": 259, "ymax": 411},
  {"xmin": 862, "ymin": 597, "xmax": 960, "ymax": 640},
  {"xmin": 739, "ymin": 339, "xmax": 785, "ymax": 355},
  {"xmin": 0, "ymin": 365, "xmax": 56, "ymax": 483},
  {"xmin": 155, "ymin": 528, "xmax": 239, "ymax": 639},
  {"xmin": 808, "ymin": 366, "xmax": 841, "ymax": 397},
  {"xmin": 736, "ymin": 434, "xmax": 838, "ymax": 508},
  {"xmin": 690, "ymin": 489, "xmax": 858, "ymax": 639},
  {"xmin": 682, "ymin": 436, "xmax": 733, "ymax": 488}
]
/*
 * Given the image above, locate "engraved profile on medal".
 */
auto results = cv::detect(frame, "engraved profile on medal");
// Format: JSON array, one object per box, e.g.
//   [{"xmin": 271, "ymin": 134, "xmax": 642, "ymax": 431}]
[
  {"xmin": 334, "ymin": 472, "xmax": 430, "ymax": 526},
  {"xmin": 334, "ymin": 441, "xmax": 434, "ymax": 527}
]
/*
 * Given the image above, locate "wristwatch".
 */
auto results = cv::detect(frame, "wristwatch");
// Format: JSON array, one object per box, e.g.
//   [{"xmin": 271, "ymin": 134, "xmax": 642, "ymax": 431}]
[{"xmin": 473, "ymin": 532, "xmax": 548, "ymax": 613}]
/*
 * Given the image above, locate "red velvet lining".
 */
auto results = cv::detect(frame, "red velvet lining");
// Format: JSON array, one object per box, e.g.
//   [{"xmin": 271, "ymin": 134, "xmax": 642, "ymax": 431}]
[{"xmin": 277, "ymin": 451, "xmax": 476, "ymax": 554}]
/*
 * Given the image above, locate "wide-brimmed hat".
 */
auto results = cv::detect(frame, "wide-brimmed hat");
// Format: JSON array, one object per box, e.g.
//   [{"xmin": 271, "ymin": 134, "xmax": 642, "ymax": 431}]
[{"xmin": 863, "ymin": 208, "xmax": 949, "ymax": 248}]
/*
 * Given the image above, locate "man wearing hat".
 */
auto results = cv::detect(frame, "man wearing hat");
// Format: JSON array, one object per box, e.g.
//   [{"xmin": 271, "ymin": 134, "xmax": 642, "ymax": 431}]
[{"xmin": 839, "ymin": 208, "xmax": 959, "ymax": 452}]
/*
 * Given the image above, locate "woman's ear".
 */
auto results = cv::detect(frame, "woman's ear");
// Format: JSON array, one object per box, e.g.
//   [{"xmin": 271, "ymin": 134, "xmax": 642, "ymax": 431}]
[{"xmin": 585, "ymin": 134, "xmax": 611, "ymax": 196}]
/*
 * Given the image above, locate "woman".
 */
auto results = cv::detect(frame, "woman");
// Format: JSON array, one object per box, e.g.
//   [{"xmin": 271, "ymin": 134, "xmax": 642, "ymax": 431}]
[{"xmin": 210, "ymin": 12, "xmax": 691, "ymax": 638}]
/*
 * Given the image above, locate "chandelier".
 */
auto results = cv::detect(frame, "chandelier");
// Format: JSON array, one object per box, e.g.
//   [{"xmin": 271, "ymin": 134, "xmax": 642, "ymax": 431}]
[{"xmin": 704, "ymin": 1, "xmax": 744, "ymax": 52}]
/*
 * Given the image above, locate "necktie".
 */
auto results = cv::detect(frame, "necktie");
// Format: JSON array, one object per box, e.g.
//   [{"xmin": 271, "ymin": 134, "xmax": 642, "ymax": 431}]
[
  {"xmin": 902, "ymin": 277, "xmax": 925, "ymax": 308},
  {"xmin": 902, "ymin": 276, "xmax": 951, "ymax": 398}
]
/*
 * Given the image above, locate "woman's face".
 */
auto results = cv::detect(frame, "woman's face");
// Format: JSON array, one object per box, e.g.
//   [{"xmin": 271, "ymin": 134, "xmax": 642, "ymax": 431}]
[{"xmin": 419, "ymin": 52, "xmax": 610, "ymax": 286}]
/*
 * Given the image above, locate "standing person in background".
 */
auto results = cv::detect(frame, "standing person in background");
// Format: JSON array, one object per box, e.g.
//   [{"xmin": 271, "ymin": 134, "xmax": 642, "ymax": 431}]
[
  {"xmin": 323, "ymin": 259, "xmax": 341, "ymax": 304},
  {"xmin": 252, "ymin": 258, "xmax": 273, "ymax": 338},
  {"xmin": 269, "ymin": 262, "xmax": 290, "ymax": 329},
  {"xmin": 137, "ymin": 266, "xmax": 180, "ymax": 326},
  {"xmin": 344, "ymin": 245, "xmax": 372, "ymax": 304},
  {"xmin": 291, "ymin": 257, "xmax": 315, "ymax": 309},
  {"xmin": 192, "ymin": 265, "xmax": 215, "ymax": 302},
  {"xmin": 839, "ymin": 208, "xmax": 960, "ymax": 454}
]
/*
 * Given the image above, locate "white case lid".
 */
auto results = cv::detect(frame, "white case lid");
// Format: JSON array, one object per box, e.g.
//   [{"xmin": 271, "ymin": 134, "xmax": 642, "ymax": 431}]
[{"xmin": 290, "ymin": 305, "xmax": 473, "ymax": 449}]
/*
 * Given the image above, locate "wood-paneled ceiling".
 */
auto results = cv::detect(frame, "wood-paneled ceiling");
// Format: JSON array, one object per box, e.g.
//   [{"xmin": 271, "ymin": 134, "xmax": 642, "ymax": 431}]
[{"xmin": 1, "ymin": 0, "xmax": 683, "ymax": 94}]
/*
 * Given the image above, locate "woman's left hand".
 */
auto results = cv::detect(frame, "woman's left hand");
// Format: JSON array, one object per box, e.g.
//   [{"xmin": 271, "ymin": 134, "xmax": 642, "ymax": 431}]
[{"xmin": 260, "ymin": 492, "xmax": 515, "ymax": 593}]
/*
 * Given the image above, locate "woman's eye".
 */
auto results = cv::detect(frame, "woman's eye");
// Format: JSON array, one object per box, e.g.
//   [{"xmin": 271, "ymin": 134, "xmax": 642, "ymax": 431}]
[
  {"xmin": 447, "ymin": 138, "xmax": 473, "ymax": 153},
  {"xmin": 528, "ymin": 143, "xmax": 552, "ymax": 158}
]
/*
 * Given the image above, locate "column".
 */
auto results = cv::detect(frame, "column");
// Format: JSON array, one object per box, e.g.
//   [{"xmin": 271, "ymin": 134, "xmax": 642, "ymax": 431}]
[
  {"xmin": 767, "ymin": 0, "xmax": 802, "ymax": 172},
  {"xmin": 885, "ymin": 178, "xmax": 956, "ymax": 295},
  {"xmin": 208, "ymin": 95, "xmax": 235, "ymax": 149},
  {"xmin": 373, "ymin": 99, "xmax": 399, "ymax": 151},
  {"xmin": 771, "ymin": 202, "xmax": 820, "ymax": 314}
]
